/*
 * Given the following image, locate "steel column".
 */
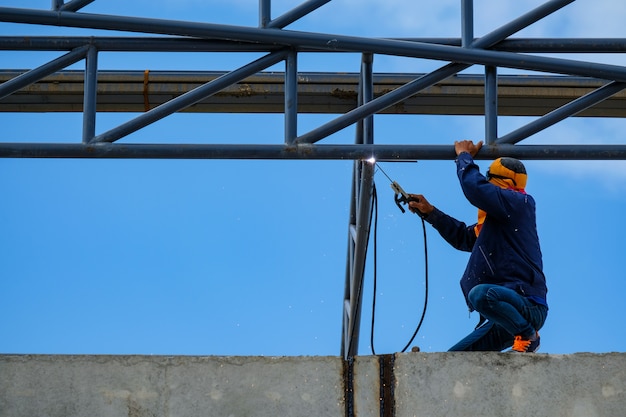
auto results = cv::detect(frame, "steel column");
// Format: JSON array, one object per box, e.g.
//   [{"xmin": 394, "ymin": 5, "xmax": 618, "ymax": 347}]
[
  {"xmin": 285, "ymin": 51, "xmax": 298, "ymax": 144},
  {"xmin": 82, "ymin": 45, "xmax": 98, "ymax": 143},
  {"xmin": 461, "ymin": 0, "xmax": 474, "ymax": 48},
  {"xmin": 259, "ymin": 0, "xmax": 271, "ymax": 28},
  {"xmin": 485, "ymin": 66, "xmax": 498, "ymax": 144},
  {"xmin": 342, "ymin": 53, "xmax": 375, "ymax": 359}
]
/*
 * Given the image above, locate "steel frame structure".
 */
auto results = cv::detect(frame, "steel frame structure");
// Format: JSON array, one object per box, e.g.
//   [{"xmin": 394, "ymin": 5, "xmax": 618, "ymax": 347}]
[{"xmin": 1, "ymin": 0, "xmax": 625, "ymax": 358}]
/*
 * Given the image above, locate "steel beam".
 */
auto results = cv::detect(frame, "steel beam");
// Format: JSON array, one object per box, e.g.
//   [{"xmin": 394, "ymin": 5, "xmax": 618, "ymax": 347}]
[
  {"xmin": 2, "ymin": 36, "xmax": 626, "ymax": 53},
  {"xmin": 1, "ymin": 70, "xmax": 625, "ymax": 116},
  {"xmin": 2, "ymin": 143, "xmax": 626, "ymax": 160}
]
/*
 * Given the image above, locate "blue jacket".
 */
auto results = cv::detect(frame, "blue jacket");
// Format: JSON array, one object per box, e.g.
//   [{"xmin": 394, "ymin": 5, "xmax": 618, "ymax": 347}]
[{"xmin": 425, "ymin": 152, "xmax": 548, "ymax": 310}]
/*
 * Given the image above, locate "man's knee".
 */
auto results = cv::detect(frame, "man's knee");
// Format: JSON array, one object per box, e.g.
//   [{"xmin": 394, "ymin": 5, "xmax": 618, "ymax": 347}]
[{"xmin": 468, "ymin": 284, "xmax": 493, "ymax": 311}]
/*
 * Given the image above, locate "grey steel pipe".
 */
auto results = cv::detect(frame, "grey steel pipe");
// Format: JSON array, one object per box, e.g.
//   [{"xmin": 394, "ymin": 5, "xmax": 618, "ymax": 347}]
[{"xmin": 2, "ymin": 143, "xmax": 626, "ymax": 160}]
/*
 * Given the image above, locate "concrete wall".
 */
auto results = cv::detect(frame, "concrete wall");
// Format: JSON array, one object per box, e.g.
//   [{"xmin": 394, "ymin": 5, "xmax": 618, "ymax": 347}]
[{"xmin": 1, "ymin": 353, "xmax": 624, "ymax": 417}]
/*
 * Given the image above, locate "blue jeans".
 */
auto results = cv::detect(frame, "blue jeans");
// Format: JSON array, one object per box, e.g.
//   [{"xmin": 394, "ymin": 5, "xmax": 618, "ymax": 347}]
[{"xmin": 449, "ymin": 284, "xmax": 548, "ymax": 352}]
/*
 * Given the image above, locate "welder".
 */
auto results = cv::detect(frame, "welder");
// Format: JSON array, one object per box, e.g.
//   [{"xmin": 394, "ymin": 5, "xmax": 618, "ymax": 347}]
[{"xmin": 408, "ymin": 140, "xmax": 548, "ymax": 352}]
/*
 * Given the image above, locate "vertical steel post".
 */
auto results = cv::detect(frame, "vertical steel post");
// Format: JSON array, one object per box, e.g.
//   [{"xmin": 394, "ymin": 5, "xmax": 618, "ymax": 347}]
[
  {"xmin": 361, "ymin": 54, "xmax": 374, "ymax": 147},
  {"xmin": 342, "ymin": 56, "xmax": 368, "ymax": 357},
  {"xmin": 461, "ymin": 0, "xmax": 474, "ymax": 48},
  {"xmin": 343, "ymin": 53, "xmax": 375, "ymax": 359},
  {"xmin": 285, "ymin": 50, "xmax": 298, "ymax": 144},
  {"xmin": 82, "ymin": 45, "xmax": 98, "ymax": 144},
  {"xmin": 485, "ymin": 65, "xmax": 498, "ymax": 144},
  {"xmin": 51, "ymin": 0, "xmax": 63, "ymax": 11},
  {"xmin": 259, "ymin": 0, "xmax": 271, "ymax": 28}
]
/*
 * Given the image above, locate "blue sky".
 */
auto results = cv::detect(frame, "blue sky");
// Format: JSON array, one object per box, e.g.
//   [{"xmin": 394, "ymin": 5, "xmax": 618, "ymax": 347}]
[{"xmin": 1, "ymin": 0, "xmax": 625, "ymax": 356}]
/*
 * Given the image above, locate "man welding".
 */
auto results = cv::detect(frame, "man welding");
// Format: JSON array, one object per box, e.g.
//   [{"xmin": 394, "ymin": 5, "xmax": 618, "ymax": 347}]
[{"xmin": 408, "ymin": 140, "xmax": 548, "ymax": 352}]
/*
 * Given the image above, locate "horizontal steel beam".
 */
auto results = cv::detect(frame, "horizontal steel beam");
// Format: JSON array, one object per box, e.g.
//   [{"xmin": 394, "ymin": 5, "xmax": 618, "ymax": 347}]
[
  {"xmin": 2, "ymin": 70, "xmax": 625, "ymax": 117},
  {"xmin": 1, "ymin": 36, "xmax": 625, "ymax": 53},
  {"xmin": 2, "ymin": 143, "xmax": 626, "ymax": 160}
]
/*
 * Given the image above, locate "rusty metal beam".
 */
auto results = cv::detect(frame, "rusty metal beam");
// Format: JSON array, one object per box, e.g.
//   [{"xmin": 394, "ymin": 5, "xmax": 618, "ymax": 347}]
[{"xmin": 1, "ymin": 70, "xmax": 625, "ymax": 117}]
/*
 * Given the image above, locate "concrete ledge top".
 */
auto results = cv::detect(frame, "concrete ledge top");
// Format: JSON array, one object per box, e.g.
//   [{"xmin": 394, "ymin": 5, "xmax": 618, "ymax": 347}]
[{"xmin": 1, "ymin": 353, "xmax": 624, "ymax": 417}]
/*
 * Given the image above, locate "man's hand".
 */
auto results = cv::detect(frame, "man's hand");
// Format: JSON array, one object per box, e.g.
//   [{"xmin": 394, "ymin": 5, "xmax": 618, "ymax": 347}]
[
  {"xmin": 408, "ymin": 194, "xmax": 434, "ymax": 216},
  {"xmin": 454, "ymin": 140, "xmax": 483, "ymax": 157}
]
